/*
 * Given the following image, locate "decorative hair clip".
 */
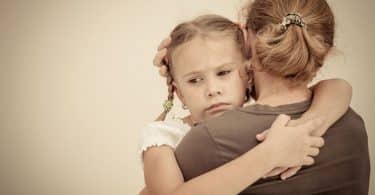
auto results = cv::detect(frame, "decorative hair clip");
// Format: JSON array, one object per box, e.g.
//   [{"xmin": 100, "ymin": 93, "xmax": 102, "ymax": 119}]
[
  {"xmin": 280, "ymin": 13, "xmax": 305, "ymax": 31},
  {"xmin": 163, "ymin": 99, "xmax": 173, "ymax": 113}
]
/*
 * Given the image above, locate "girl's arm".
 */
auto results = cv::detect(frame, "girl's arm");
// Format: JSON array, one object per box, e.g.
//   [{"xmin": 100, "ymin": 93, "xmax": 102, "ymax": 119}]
[
  {"xmin": 153, "ymin": 38, "xmax": 352, "ymax": 136},
  {"xmin": 141, "ymin": 115, "xmax": 323, "ymax": 195},
  {"xmin": 142, "ymin": 145, "xmax": 273, "ymax": 195},
  {"xmin": 294, "ymin": 78, "xmax": 352, "ymax": 136}
]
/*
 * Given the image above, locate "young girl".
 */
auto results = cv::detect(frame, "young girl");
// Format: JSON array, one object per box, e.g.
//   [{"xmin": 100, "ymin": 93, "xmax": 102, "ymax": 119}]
[{"xmin": 140, "ymin": 3, "xmax": 351, "ymax": 194}]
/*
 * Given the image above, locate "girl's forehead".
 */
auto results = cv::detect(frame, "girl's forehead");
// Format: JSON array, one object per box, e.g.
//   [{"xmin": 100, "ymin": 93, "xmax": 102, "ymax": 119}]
[{"xmin": 171, "ymin": 36, "xmax": 244, "ymax": 73}]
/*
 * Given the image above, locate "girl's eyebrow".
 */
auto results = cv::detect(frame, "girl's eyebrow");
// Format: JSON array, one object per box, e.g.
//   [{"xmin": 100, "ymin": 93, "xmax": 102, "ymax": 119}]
[
  {"xmin": 216, "ymin": 62, "xmax": 237, "ymax": 69},
  {"xmin": 183, "ymin": 62, "xmax": 238, "ymax": 79},
  {"xmin": 183, "ymin": 70, "xmax": 202, "ymax": 79}
]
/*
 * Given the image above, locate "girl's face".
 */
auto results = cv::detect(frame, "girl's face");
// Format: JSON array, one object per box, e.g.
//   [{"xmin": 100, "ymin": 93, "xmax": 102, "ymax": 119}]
[{"xmin": 171, "ymin": 35, "xmax": 248, "ymax": 123}]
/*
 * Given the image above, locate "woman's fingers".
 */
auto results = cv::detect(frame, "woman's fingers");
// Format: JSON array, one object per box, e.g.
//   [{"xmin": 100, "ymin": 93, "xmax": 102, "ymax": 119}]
[{"xmin": 153, "ymin": 48, "xmax": 168, "ymax": 67}]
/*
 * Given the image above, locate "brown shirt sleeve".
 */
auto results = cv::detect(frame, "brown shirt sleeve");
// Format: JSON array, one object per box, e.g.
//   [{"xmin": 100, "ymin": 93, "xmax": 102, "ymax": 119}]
[{"xmin": 174, "ymin": 124, "xmax": 220, "ymax": 181}]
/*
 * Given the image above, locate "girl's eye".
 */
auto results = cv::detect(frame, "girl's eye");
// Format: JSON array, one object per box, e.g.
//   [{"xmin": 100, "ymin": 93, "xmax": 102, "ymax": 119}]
[
  {"xmin": 188, "ymin": 78, "xmax": 203, "ymax": 84},
  {"xmin": 217, "ymin": 70, "xmax": 231, "ymax": 76}
]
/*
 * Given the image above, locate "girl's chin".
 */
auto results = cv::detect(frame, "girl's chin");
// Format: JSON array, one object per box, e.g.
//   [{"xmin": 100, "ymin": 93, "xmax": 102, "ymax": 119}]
[
  {"xmin": 194, "ymin": 109, "xmax": 229, "ymax": 123},
  {"xmin": 205, "ymin": 110, "xmax": 227, "ymax": 119}
]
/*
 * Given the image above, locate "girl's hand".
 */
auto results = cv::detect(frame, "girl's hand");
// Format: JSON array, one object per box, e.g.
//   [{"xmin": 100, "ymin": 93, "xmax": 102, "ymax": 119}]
[
  {"xmin": 257, "ymin": 115, "xmax": 327, "ymax": 180},
  {"xmin": 153, "ymin": 37, "xmax": 171, "ymax": 77},
  {"xmin": 261, "ymin": 114, "xmax": 325, "ymax": 170},
  {"xmin": 257, "ymin": 130, "xmax": 302, "ymax": 180},
  {"xmin": 138, "ymin": 187, "xmax": 149, "ymax": 195}
]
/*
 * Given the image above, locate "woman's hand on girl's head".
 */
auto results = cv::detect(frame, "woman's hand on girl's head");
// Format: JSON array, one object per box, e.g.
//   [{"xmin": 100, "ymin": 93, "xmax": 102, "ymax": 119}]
[
  {"xmin": 261, "ymin": 114, "xmax": 325, "ymax": 169},
  {"xmin": 153, "ymin": 37, "xmax": 172, "ymax": 77}
]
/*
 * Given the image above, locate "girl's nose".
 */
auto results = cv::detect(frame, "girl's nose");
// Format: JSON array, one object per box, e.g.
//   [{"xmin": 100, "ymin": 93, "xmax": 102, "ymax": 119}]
[
  {"xmin": 206, "ymin": 80, "xmax": 222, "ymax": 97},
  {"xmin": 208, "ymin": 90, "xmax": 222, "ymax": 97}
]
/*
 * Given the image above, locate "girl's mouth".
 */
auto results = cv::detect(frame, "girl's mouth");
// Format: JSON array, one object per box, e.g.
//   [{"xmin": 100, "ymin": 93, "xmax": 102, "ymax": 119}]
[{"xmin": 205, "ymin": 103, "xmax": 230, "ymax": 114}]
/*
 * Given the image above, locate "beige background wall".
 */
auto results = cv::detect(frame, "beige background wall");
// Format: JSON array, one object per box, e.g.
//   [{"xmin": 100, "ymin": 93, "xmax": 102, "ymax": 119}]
[{"xmin": 0, "ymin": 0, "xmax": 374, "ymax": 194}]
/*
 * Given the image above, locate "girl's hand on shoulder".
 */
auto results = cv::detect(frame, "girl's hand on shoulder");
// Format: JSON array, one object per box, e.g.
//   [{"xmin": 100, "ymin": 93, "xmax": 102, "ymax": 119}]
[
  {"xmin": 260, "ymin": 114, "xmax": 325, "ymax": 169},
  {"xmin": 257, "ymin": 129, "xmax": 302, "ymax": 180}
]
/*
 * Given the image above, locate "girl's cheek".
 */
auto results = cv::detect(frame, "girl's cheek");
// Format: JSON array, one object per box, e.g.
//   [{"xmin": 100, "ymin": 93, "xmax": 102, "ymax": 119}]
[{"xmin": 183, "ymin": 87, "xmax": 200, "ymax": 99}]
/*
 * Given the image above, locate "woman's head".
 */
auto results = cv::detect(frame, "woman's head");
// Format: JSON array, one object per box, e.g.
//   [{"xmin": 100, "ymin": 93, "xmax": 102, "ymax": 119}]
[
  {"xmin": 244, "ymin": 0, "xmax": 335, "ymax": 85},
  {"xmin": 165, "ymin": 15, "xmax": 251, "ymax": 123}
]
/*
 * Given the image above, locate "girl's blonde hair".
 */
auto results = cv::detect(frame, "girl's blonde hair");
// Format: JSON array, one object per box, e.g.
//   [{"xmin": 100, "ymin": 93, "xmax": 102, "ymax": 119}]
[
  {"xmin": 244, "ymin": 0, "xmax": 335, "ymax": 85},
  {"xmin": 167, "ymin": 14, "xmax": 249, "ymax": 68},
  {"xmin": 157, "ymin": 14, "xmax": 250, "ymax": 121}
]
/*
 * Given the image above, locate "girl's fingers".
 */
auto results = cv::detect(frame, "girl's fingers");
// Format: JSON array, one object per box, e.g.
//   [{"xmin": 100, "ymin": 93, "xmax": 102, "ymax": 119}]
[
  {"xmin": 263, "ymin": 167, "xmax": 288, "ymax": 178},
  {"xmin": 309, "ymin": 137, "xmax": 325, "ymax": 148},
  {"xmin": 307, "ymin": 147, "xmax": 320, "ymax": 157},
  {"xmin": 153, "ymin": 48, "xmax": 168, "ymax": 67},
  {"xmin": 158, "ymin": 66, "xmax": 168, "ymax": 77},
  {"xmin": 303, "ymin": 156, "xmax": 315, "ymax": 166},
  {"xmin": 280, "ymin": 166, "xmax": 302, "ymax": 180},
  {"xmin": 271, "ymin": 114, "xmax": 291, "ymax": 129},
  {"xmin": 256, "ymin": 130, "xmax": 269, "ymax": 141},
  {"xmin": 157, "ymin": 37, "xmax": 172, "ymax": 51}
]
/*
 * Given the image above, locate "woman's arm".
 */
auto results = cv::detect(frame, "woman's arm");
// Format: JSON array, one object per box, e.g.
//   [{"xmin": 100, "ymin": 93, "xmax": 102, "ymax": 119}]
[
  {"xmin": 142, "ymin": 115, "xmax": 324, "ymax": 195},
  {"xmin": 294, "ymin": 78, "xmax": 352, "ymax": 136}
]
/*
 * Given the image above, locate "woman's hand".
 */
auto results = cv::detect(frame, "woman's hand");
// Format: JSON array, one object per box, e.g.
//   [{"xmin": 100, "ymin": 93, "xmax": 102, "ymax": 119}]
[
  {"xmin": 153, "ymin": 37, "xmax": 171, "ymax": 77},
  {"xmin": 260, "ymin": 114, "xmax": 324, "ymax": 176}
]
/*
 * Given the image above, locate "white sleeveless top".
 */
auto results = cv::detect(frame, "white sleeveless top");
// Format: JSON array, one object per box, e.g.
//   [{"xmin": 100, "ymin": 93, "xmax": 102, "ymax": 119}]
[{"xmin": 138, "ymin": 118, "xmax": 191, "ymax": 162}]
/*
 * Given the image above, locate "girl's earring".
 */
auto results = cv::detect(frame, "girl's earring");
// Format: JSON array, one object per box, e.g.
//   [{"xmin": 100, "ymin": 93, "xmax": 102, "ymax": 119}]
[
  {"xmin": 248, "ymin": 77, "xmax": 253, "ymax": 86},
  {"xmin": 244, "ymin": 87, "xmax": 251, "ymax": 102}
]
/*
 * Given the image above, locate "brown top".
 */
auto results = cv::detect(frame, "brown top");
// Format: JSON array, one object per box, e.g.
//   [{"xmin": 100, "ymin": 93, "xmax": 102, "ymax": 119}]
[{"xmin": 174, "ymin": 100, "xmax": 370, "ymax": 195}]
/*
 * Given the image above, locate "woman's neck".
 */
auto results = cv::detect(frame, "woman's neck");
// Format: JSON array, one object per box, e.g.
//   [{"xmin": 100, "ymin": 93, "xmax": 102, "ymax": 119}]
[{"xmin": 253, "ymin": 72, "xmax": 312, "ymax": 106}]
